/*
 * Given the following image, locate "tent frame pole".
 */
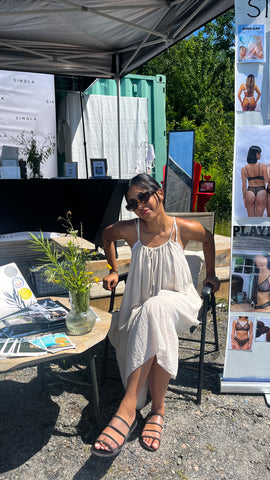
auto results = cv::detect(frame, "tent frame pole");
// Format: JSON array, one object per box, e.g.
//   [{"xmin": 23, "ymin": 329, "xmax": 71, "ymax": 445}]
[
  {"xmin": 115, "ymin": 54, "xmax": 121, "ymax": 179},
  {"xmin": 79, "ymin": 90, "xmax": 88, "ymax": 179}
]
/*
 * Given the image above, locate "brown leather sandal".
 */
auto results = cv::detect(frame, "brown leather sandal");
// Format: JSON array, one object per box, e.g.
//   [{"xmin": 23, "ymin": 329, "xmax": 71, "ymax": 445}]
[{"xmin": 139, "ymin": 412, "xmax": 164, "ymax": 452}]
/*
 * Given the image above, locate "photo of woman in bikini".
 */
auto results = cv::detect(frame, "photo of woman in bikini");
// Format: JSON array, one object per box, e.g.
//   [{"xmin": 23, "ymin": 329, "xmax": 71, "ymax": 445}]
[
  {"xmin": 230, "ymin": 316, "xmax": 254, "ymax": 351},
  {"xmin": 234, "ymin": 126, "xmax": 270, "ymax": 219},
  {"xmin": 237, "ymin": 73, "xmax": 262, "ymax": 112}
]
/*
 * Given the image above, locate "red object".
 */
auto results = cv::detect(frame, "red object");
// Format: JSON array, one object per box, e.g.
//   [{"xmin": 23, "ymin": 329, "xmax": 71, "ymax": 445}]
[
  {"xmin": 162, "ymin": 162, "xmax": 214, "ymax": 212},
  {"xmin": 194, "ymin": 166, "xmax": 215, "ymax": 212},
  {"xmin": 161, "ymin": 164, "xmax": 166, "ymax": 189},
  {"xmin": 192, "ymin": 162, "xmax": 202, "ymax": 211},
  {"xmin": 196, "ymin": 192, "xmax": 215, "ymax": 212}
]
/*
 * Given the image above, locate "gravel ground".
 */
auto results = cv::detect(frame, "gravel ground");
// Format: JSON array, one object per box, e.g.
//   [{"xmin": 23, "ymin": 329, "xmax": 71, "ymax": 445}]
[{"xmin": 1, "ymin": 304, "xmax": 270, "ymax": 480}]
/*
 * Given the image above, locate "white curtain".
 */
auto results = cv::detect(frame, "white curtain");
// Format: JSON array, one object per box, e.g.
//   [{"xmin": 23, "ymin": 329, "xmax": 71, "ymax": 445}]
[{"xmin": 57, "ymin": 93, "xmax": 149, "ymax": 180}]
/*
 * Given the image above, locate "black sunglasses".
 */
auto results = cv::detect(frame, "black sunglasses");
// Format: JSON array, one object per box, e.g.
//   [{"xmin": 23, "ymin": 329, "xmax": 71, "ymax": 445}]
[{"xmin": 125, "ymin": 190, "xmax": 157, "ymax": 211}]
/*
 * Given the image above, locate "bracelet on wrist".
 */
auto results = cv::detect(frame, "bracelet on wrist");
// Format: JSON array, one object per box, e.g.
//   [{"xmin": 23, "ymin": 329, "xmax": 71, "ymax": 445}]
[{"xmin": 111, "ymin": 270, "xmax": 119, "ymax": 275}]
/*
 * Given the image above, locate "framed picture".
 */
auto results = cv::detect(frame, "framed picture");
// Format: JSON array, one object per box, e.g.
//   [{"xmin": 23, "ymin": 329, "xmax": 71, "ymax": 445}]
[
  {"xmin": 90, "ymin": 158, "xmax": 108, "ymax": 178},
  {"xmin": 199, "ymin": 180, "xmax": 215, "ymax": 193},
  {"xmin": 64, "ymin": 162, "xmax": 78, "ymax": 178}
]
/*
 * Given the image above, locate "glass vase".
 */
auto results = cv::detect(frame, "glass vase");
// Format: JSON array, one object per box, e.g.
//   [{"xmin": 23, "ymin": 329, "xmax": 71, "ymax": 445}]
[{"xmin": 65, "ymin": 289, "xmax": 96, "ymax": 335}]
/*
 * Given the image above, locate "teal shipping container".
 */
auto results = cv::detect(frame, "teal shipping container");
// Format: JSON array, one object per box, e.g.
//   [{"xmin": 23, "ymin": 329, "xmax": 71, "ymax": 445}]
[{"xmin": 84, "ymin": 74, "xmax": 166, "ymax": 186}]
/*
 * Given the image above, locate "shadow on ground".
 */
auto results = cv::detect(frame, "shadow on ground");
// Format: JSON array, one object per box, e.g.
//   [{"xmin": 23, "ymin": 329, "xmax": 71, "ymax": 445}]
[
  {"xmin": 0, "ymin": 377, "xmax": 60, "ymax": 473},
  {"xmin": 0, "ymin": 311, "xmax": 226, "ymax": 477}
]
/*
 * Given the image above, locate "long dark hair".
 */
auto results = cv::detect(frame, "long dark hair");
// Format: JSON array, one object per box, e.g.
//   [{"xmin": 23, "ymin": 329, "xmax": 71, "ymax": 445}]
[
  {"xmin": 247, "ymin": 145, "xmax": 261, "ymax": 164},
  {"xmin": 246, "ymin": 74, "xmax": 255, "ymax": 96},
  {"xmin": 125, "ymin": 173, "xmax": 161, "ymax": 200}
]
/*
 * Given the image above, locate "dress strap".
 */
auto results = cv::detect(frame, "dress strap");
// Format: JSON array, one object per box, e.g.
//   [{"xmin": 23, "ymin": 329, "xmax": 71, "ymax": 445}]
[
  {"xmin": 135, "ymin": 218, "xmax": 140, "ymax": 240},
  {"xmin": 169, "ymin": 217, "xmax": 178, "ymax": 242}
]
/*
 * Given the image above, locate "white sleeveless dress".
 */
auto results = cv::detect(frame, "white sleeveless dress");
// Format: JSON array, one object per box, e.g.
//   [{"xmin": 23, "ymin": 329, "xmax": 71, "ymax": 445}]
[{"xmin": 108, "ymin": 217, "xmax": 201, "ymax": 408}]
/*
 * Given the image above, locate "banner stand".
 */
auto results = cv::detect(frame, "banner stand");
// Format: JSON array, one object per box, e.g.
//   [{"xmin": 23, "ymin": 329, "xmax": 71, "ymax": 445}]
[
  {"xmin": 221, "ymin": 1, "xmax": 270, "ymax": 403},
  {"xmin": 220, "ymin": 377, "xmax": 270, "ymax": 406}
]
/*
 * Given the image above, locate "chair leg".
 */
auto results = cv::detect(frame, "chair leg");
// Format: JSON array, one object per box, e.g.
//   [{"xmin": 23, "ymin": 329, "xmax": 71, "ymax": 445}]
[
  {"xmin": 100, "ymin": 336, "xmax": 110, "ymax": 385},
  {"xmin": 211, "ymin": 292, "xmax": 219, "ymax": 351},
  {"xmin": 196, "ymin": 293, "xmax": 210, "ymax": 405}
]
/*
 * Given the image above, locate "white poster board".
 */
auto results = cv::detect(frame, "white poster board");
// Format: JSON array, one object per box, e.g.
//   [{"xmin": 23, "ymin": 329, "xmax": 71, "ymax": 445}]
[
  {"xmin": 221, "ymin": 1, "xmax": 270, "ymax": 404},
  {"xmin": 0, "ymin": 70, "xmax": 57, "ymax": 178}
]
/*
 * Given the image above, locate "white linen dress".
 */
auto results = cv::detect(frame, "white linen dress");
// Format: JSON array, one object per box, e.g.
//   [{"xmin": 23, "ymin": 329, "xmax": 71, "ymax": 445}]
[{"xmin": 109, "ymin": 217, "xmax": 201, "ymax": 408}]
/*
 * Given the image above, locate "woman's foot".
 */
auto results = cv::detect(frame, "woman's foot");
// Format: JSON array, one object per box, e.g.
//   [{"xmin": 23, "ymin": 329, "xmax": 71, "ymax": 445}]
[
  {"xmin": 92, "ymin": 412, "xmax": 137, "ymax": 458},
  {"xmin": 139, "ymin": 412, "xmax": 164, "ymax": 452}
]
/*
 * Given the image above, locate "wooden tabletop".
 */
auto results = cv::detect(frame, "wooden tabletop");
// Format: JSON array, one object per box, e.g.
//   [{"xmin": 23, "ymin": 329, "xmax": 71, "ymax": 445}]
[{"xmin": 0, "ymin": 297, "xmax": 111, "ymax": 373}]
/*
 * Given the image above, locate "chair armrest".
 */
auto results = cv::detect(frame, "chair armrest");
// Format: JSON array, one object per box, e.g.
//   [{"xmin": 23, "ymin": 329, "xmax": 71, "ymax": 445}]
[
  {"xmin": 118, "ymin": 272, "xmax": 128, "ymax": 283},
  {"xmin": 201, "ymin": 283, "xmax": 213, "ymax": 298}
]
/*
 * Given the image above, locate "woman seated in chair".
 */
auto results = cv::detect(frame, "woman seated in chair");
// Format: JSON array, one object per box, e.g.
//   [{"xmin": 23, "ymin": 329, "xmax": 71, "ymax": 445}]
[{"xmin": 92, "ymin": 173, "xmax": 219, "ymax": 458}]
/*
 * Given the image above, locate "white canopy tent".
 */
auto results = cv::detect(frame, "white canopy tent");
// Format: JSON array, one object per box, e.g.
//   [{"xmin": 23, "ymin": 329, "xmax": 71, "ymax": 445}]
[
  {"xmin": 0, "ymin": 1, "xmax": 233, "ymax": 79},
  {"xmin": 0, "ymin": 1, "xmax": 234, "ymax": 178}
]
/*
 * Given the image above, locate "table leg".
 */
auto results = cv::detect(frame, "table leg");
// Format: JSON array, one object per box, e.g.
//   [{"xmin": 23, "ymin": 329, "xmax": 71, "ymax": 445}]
[
  {"xmin": 88, "ymin": 351, "xmax": 101, "ymax": 430},
  {"xmin": 38, "ymin": 352, "xmax": 102, "ymax": 429},
  {"xmin": 37, "ymin": 363, "xmax": 46, "ymax": 388}
]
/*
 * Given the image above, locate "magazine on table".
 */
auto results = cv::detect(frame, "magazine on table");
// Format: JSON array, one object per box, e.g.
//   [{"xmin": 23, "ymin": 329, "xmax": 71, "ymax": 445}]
[
  {"xmin": 0, "ymin": 332, "xmax": 76, "ymax": 358},
  {"xmin": 0, "ymin": 297, "xmax": 69, "ymax": 338},
  {"xmin": 30, "ymin": 333, "xmax": 76, "ymax": 353},
  {"xmin": 0, "ymin": 262, "xmax": 100, "ymax": 342},
  {"xmin": 0, "ymin": 337, "xmax": 47, "ymax": 357},
  {"xmin": 0, "ymin": 262, "xmax": 69, "ymax": 338}
]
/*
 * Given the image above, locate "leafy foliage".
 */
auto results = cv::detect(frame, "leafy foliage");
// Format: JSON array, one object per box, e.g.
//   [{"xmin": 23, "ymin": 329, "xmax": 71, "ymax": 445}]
[
  {"xmin": 29, "ymin": 212, "xmax": 99, "ymax": 293},
  {"xmin": 136, "ymin": 10, "xmax": 235, "ymax": 220}
]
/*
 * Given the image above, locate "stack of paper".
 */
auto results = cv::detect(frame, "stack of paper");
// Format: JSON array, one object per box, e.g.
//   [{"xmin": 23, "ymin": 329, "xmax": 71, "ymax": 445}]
[
  {"xmin": 0, "ymin": 332, "xmax": 76, "ymax": 358},
  {"xmin": 0, "ymin": 297, "xmax": 68, "ymax": 338}
]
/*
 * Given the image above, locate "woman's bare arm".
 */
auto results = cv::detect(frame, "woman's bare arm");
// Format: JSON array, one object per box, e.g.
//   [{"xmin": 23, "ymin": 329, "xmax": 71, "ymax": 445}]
[
  {"xmin": 241, "ymin": 167, "xmax": 247, "ymax": 202},
  {"xmin": 231, "ymin": 321, "xmax": 237, "ymax": 349},
  {"xmin": 254, "ymin": 84, "xmax": 261, "ymax": 103},
  {"xmin": 237, "ymin": 83, "xmax": 244, "ymax": 107},
  {"xmin": 101, "ymin": 220, "xmax": 136, "ymax": 291},
  {"xmin": 249, "ymin": 321, "xmax": 253, "ymax": 347}
]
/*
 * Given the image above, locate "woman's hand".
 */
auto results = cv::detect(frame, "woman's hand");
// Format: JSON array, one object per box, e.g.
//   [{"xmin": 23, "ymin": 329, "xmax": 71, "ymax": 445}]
[
  {"xmin": 203, "ymin": 275, "xmax": 220, "ymax": 293},
  {"xmin": 103, "ymin": 272, "xmax": 119, "ymax": 291}
]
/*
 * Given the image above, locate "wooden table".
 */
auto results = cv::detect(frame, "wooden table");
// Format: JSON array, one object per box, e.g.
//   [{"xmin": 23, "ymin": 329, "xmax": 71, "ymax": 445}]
[{"xmin": 0, "ymin": 298, "xmax": 111, "ymax": 428}]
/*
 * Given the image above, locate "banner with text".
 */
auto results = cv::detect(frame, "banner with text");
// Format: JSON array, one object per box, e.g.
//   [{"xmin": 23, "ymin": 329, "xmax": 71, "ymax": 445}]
[
  {"xmin": 221, "ymin": 0, "xmax": 270, "ymax": 401},
  {"xmin": 0, "ymin": 70, "xmax": 57, "ymax": 178}
]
